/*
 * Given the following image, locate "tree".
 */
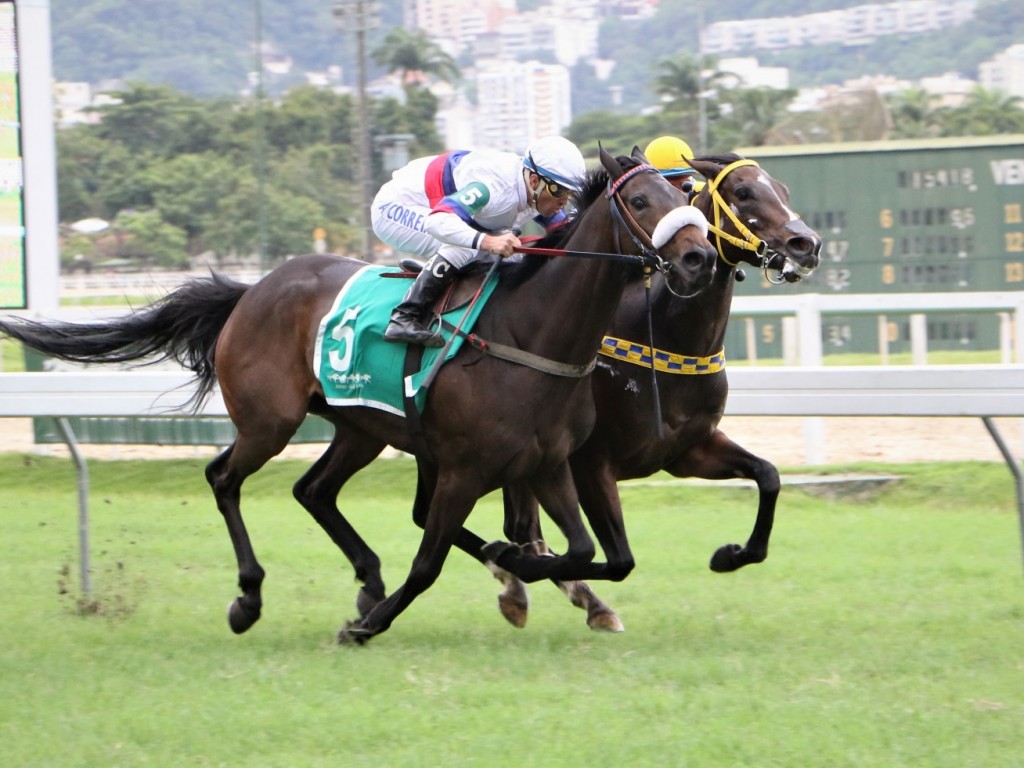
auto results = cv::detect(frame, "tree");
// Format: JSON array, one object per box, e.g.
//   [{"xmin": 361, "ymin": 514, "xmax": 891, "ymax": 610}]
[
  {"xmin": 143, "ymin": 152, "xmax": 242, "ymax": 249},
  {"xmin": 717, "ymin": 86, "xmax": 798, "ymax": 147},
  {"xmin": 92, "ymin": 82, "xmax": 225, "ymax": 157},
  {"xmin": 886, "ymin": 87, "xmax": 944, "ymax": 139},
  {"xmin": 566, "ymin": 111, "xmax": 657, "ymax": 161},
  {"xmin": 110, "ymin": 209, "xmax": 189, "ymax": 268},
  {"xmin": 371, "ymin": 28, "xmax": 460, "ymax": 89},
  {"xmin": 940, "ymin": 87, "xmax": 1024, "ymax": 137}
]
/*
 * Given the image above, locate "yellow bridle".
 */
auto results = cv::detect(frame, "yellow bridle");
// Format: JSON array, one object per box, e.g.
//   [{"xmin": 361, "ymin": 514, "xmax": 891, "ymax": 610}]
[{"xmin": 696, "ymin": 158, "xmax": 768, "ymax": 268}]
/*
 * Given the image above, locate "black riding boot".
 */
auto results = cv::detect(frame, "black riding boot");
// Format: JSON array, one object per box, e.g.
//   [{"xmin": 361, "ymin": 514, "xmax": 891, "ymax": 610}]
[{"xmin": 383, "ymin": 255, "xmax": 456, "ymax": 347}]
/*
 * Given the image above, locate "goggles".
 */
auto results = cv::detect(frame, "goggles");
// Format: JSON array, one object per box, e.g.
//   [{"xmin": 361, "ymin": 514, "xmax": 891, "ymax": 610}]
[{"xmin": 540, "ymin": 176, "xmax": 573, "ymax": 199}]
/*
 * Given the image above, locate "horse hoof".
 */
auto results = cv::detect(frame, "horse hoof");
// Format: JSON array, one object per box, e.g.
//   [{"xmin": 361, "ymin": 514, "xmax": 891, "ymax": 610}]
[
  {"xmin": 227, "ymin": 598, "xmax": 260, "ymax": 634},
  {"xmin": 498, "ymin": 593, "xmax": 529, "ymax": 629},
  {"xmin": 587, "ymin": 610, "xmax": 625, "ymax": 633},
  {"xmin": 337, "ymin": 620, "xmax": 373, "ymax": 646},
  {"xmin": 709, "ymin": 543, "xmax": 743, "ymax": 573}
]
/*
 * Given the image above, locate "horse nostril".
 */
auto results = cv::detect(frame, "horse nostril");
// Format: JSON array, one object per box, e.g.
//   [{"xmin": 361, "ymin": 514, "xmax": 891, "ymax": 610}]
[
  {"xmin": 683, "ymin": 249, "xmax": 711, "ymax": 270},
  {"xmin": 789, "ymin": 237, "xmax": 820, "ymax": 258}
]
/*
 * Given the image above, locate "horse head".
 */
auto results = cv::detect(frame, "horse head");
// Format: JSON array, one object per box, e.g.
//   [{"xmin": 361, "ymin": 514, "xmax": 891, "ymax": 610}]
[
  {"xmin": 596, "ymin": 144, "xmax": 717, "ymax": 298},
  {"xmin": 688, "ymin": 154, "xmax": 821, "ymax": 284}
]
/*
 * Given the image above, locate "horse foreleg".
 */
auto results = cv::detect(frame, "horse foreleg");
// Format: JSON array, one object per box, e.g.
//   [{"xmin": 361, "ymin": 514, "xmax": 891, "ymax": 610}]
[
  {"xmin": 667, "ymin": 430, "xmax": 779, "ymax": 572},
  {"xmin": 292, "ymin": 430, "xmax": 389, "ymax": 619},
  {"xmin": 409, "ymin": 464, "xmax": 532, "ymax": 628},
  {"xmin": 498, "ymin": 482, "xmax": 622, "ymax": 631},
  {"xmin": 339, "ymin": 472, "xmax": 481, "ymax": 645},
  {"xmin": 482, "ymin": 463, "xmax": 607, "ymax": 584}
]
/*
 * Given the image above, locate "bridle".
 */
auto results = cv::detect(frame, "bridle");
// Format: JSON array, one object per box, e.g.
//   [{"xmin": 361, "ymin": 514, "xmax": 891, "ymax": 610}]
[
  {"xmin": 605, "ymin": 162, "xmax": 674, "ymax": 277},
  {"xmin": 698, "ymin": 158, "xmax": 813, "ymax": 285}
]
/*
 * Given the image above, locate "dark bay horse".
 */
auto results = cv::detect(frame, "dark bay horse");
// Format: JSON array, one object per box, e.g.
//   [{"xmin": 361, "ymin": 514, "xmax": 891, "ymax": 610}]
[
  {"xmin": 0, "ymin": 146, "xmax": 717, "ymax": 644},
  {"xmin": 487, "ymin": 153, "xmax": 823, "ymax": 631}
]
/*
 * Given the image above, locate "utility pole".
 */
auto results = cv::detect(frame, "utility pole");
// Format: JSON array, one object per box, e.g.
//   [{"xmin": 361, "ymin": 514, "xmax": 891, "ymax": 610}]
[
  {"xmin": 697, "ymin": 0, "xmax": 707, "ymax": 154},
  {"xmin": 254, "ymin": 0, "xmax": 269, "ymax": 274},
  {"xmin": 333, "ymin": 0, "xmax": 379, "ymax": 262}
]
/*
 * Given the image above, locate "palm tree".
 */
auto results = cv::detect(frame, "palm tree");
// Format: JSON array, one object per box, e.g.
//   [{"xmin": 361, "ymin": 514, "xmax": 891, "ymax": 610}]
[
  {"xmin": 653, "ymin": 54, "xmax": 703, "ymax": 109},
  {"xmin": 723, "ymin": 86, "xmax": 798, "ymax": 147},
  {"xmin": 941, "ymin": 87, "xmax": 1024, "ymax": 136},
  {"xmin": 886, "ymin": 87, "xmax": 943, "ymax": 139},
  {"xmin": 370, "ymin": 28, "xmax": 460, "ymax": 90}
]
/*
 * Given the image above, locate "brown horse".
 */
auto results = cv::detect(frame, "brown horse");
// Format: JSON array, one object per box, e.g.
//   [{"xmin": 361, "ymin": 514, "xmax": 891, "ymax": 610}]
[
  {"xmin": 487, "ymin": 153, "xmax": 823, "ymax": 631},
  {"xmin": 0, "ymin": 146, "xmax": 716, "ymax": 643}
]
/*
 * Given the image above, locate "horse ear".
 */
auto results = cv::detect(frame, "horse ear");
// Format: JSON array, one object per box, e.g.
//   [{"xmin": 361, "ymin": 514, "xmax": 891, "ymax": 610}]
[
  {"xmin": 632, "ymin": 145, "xmax": 646, "ymax": 163},
  {"xmin": 687, "ymin": 156, "xmax": 722, "ymax": 181},
  {"xmin": 598, "ymin": 143, "xmax": 621, "ymax": 178}
]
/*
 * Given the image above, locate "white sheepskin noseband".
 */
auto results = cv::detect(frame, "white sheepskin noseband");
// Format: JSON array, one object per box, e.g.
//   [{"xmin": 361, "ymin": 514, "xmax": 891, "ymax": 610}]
[{"xmin": 651, "ymin": 206, "xmax": 709, "ymax": 250}]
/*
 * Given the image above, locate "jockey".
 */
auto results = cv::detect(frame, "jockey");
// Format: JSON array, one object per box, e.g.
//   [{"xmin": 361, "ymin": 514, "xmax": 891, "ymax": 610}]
[
  {"xmin": 644, "ymin": 135, "xmax": 702, "ymax": 196},
  {"xmin": 372, "ymin": 135, "xmax": 587, "ymax": 347}
]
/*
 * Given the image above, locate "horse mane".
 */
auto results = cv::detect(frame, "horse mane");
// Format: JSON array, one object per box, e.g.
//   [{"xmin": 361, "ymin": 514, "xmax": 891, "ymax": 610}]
[{"xmin": 499, "ymin": 155, "xmax": 640, "ymax": 290}]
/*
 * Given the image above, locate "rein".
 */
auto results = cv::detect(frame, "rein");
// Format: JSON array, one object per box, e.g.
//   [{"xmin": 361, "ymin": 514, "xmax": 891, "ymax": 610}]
[{"xmin": 698, "ymin": 158, "xmax": 787, "ymax": 285}]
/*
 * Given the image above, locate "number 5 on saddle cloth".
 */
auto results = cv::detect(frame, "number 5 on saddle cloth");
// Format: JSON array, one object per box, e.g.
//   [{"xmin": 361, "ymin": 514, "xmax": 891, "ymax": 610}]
[{"xmin": 312, "ymin": 263, "xmax": 498, "ymax": 415}]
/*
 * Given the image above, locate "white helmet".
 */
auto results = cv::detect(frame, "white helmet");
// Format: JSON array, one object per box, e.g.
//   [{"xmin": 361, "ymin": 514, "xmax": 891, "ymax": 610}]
[{"xmin": 523, "ymin": 135, "xmax": 586, "ymax": 193}]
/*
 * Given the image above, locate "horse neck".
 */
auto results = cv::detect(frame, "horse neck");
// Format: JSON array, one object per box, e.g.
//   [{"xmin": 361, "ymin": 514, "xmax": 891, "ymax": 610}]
[
  {"xmin": 614, "ymin": 264, "xmax": 735, "ymax": 359},
  {"xmin": 502, "ymin": 218, "xmax": 631, "ymax": 366}
]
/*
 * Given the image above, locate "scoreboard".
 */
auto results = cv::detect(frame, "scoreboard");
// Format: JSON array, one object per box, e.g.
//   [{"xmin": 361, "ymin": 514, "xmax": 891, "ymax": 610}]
[
  {"xmin": 736, "ymin": 136, "xmax": 1024, "ymax": 296},
  {"xmin": 724, "ymin": 137, "xmax": 1024, "ymax": 358},
  {"xmin": 0, "ymin": 0, "xmax": 24, "ymax": 309}
]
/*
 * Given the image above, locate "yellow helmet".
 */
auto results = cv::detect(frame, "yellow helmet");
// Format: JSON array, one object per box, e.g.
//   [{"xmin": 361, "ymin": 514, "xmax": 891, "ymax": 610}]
[{"xmin": 644, "ymin": 136, "xmax": 695, "ymax": 179}]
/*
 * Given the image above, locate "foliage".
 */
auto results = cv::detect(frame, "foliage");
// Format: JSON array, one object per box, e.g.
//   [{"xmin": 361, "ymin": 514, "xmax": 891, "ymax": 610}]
[
  {"xmin": 54, "ymin": 79, "xmax": 433, "ymax": 268},
  {"xmin": 370, "ymin": 27, "xmax": 460, "ymax": 88},
  {"xmin": 1, "ymin": 455, "xmax": 1021, "ymax": 766},
  {"xmin": 110, "ymin": 208, "xmax": 189, "ymax": 268}
]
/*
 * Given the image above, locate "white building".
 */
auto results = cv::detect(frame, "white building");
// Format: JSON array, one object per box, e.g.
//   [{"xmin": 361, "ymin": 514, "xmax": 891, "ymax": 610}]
[
  {"xmin": 919, "ymin": 72, "xmax": 977, "ymax": 108},
  {"xmin": 702, "ymin": 0, "xmax": 978, "ymax": 54},
  {"xmin": 978, "ymin": 44, "xmax": 1024, "ymax": 99},
  {"xmin": 472, "ymin": 60, "xmax": 572, "ymax": 152},
  {"xmin": 716, "ymin": 57, "xmax": 790, "ymax": 90}
]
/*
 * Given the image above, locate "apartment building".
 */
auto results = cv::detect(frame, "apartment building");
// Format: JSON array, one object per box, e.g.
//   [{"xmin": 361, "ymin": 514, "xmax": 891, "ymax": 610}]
[
  {"xmin": 702, "ymin": 0, "xmax": 978, "ymax": 54},
  {"xmin": 471, "ymin": 59, "xmax": 572, "ymax": 152}
]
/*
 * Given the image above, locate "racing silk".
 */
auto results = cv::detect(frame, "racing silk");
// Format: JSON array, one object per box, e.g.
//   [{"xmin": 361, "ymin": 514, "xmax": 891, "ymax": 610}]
[{"xmin": 374, "ymin": 148, "xmax": 566, "ymax": 257}]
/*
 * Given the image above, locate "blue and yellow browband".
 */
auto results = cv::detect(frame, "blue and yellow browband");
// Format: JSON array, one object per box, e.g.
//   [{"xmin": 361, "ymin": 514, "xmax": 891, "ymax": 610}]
[{"xmin": 599, "ymin": 336, "xmax": 725, "ymax": 375}]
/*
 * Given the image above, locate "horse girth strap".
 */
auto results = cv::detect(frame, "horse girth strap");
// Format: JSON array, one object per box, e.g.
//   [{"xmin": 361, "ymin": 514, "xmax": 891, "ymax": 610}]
[
  {"xmin": 700, "ymin": 158, "xmax": 765, "ymax": 266},
  {"xmin": 599, "ymin": 336, "xmax": 726, "ymax": 375},
  {"xmin": 440, "ymin": 320, "xmax": 596, "ymax": 378}
]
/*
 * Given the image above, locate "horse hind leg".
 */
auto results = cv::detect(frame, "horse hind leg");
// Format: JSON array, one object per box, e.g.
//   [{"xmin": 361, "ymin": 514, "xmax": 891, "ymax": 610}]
[
  {"xmin": 205, "ymin": 423, "xmax": 301, "ymax": 634},
  {"xmin": 292, "ymin": 428, "xmax": 389, "ymax": 620}
]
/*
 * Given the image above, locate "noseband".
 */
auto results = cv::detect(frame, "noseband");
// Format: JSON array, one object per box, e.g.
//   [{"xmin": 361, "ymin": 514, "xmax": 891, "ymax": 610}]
[{"xmin": 699, "ymin": 158, "xmax": 804, "ymax": 285}]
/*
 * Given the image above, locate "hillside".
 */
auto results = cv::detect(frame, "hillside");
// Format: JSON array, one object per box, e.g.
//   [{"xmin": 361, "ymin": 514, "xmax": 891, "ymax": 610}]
[{"xmin": 47, "ymin": 0, "xmax": 1023, "ymax": 110}]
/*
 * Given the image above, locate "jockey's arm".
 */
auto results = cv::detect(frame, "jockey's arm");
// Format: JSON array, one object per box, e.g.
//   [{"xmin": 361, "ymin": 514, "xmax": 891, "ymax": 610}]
[{"xmin": 425, "ymin": 209, "xmax": 520, "ymax": 258}]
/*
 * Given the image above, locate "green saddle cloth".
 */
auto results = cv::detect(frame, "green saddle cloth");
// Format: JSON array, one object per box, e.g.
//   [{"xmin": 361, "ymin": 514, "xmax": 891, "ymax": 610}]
[{"xmin": 313, "ymin": 263, "xmax": 498, "ymax": 415}]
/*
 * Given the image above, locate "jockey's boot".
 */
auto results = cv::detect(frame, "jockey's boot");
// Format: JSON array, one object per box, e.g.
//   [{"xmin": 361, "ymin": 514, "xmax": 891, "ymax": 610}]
[{"xmin": 383, "ymin": 254, "xmax": 456, "ymax": 347}]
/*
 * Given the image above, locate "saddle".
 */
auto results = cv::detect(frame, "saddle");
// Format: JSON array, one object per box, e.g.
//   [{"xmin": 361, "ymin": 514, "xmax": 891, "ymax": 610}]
[{"xmin": 397, "ymin": 258, "xmax": 489, "ymax": 315}]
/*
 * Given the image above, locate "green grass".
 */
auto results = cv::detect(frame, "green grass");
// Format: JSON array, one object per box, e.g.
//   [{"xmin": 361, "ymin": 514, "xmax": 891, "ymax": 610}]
[
  {"xmin": 1, "ymin": 454, "xmax": 1021, "ymax": 767},
  {"xmin": 59, "ymin": 295, "xmax": 157, "ymax": 307},
  {"xmin": 0, "ymin": 337, "xmax": 22, "ymax": 371}
]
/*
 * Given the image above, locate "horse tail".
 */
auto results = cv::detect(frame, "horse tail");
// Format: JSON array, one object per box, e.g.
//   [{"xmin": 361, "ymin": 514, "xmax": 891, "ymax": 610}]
[{"xmin": 0, "ymin": 272, "xmax": 250, "ymax": 411}]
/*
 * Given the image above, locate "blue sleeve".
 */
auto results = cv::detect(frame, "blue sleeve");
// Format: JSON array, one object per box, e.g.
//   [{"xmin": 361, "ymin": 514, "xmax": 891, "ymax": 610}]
[{"xmin": 532, "ymin": 209, "xmax": 568, "ymax": 233}]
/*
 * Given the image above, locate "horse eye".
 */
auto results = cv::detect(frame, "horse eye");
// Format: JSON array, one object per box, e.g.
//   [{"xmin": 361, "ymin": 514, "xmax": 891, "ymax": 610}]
[
  {"xmin": 734, "ymin": 186, "xmax": 753, "ymax": 202},
  {"xmin": 629, "ymin": 195, "xmax": 648, "ymax": 210}
]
